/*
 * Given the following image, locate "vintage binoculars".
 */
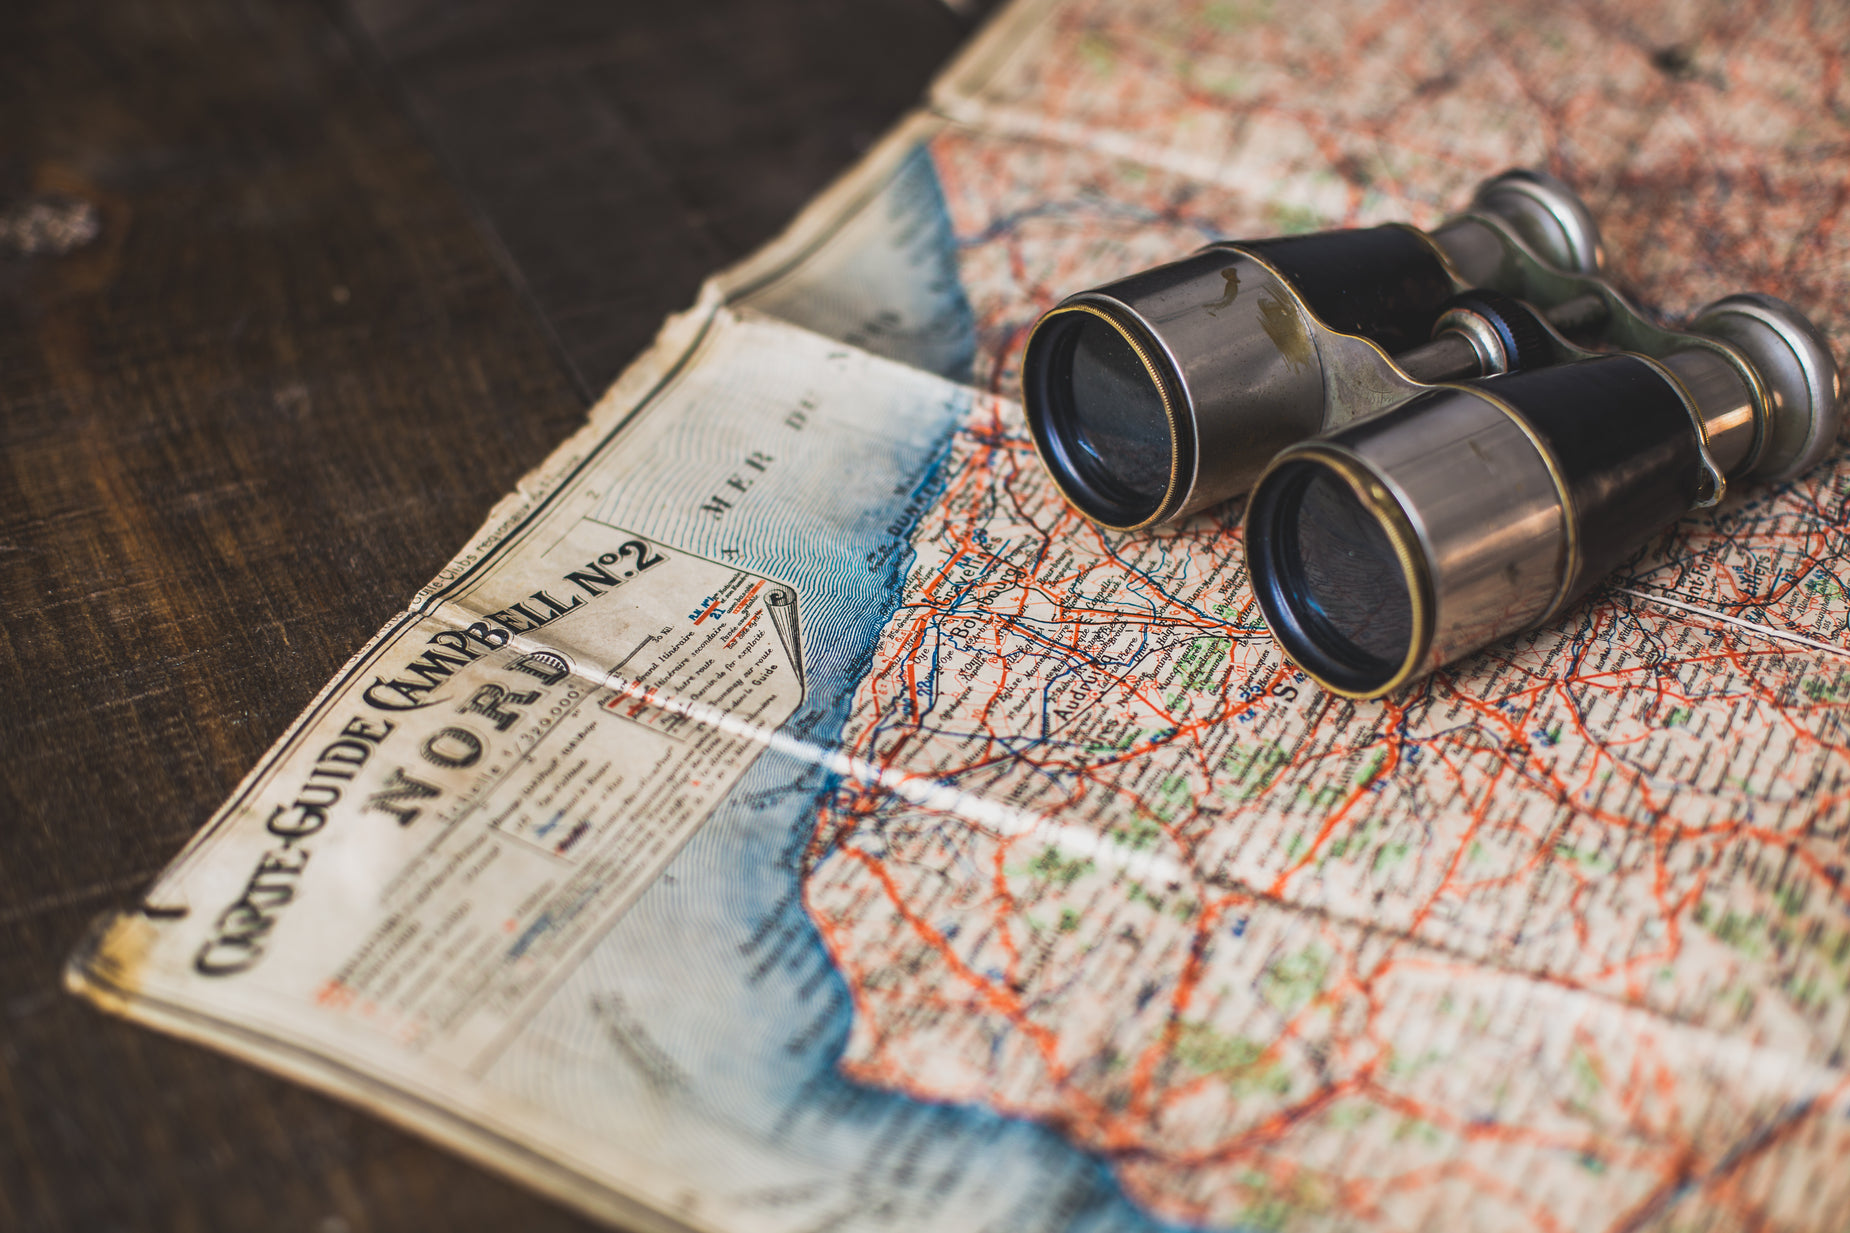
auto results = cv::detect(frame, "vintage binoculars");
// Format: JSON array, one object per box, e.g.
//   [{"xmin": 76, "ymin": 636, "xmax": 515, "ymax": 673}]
[{"xmin": 1021, "ymin": 170, "xmax": 1843, "ymax": 697}]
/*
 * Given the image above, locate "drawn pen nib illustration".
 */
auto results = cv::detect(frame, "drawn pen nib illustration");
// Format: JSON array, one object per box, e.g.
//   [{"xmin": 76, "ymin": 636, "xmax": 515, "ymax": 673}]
[{"xmin": 764, "ymin": 587, "xmax": 804, "ymax": 689}]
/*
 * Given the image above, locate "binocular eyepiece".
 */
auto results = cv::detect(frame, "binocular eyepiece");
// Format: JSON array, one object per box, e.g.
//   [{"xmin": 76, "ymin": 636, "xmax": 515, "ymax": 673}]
[{"xmin": 1021, "ymin": 171, "xmax": 1844, "ymax": 697}]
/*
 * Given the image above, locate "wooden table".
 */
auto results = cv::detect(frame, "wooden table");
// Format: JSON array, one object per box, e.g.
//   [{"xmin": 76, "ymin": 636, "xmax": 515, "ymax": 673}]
[{"xmin": 0, "ymin": 2, "xmax": 990, "ymax": 1227}]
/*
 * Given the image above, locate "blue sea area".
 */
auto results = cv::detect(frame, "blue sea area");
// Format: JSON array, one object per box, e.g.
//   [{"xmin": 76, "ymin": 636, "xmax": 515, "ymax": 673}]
[{"xmin": 493, "ymin": 143, "xmax": 1198, "ymax": 1232}]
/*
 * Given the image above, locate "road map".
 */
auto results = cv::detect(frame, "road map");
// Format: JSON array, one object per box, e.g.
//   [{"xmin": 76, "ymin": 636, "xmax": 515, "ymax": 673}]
[{"xmin": 70, "ymin": 1, "xmax": 1850, "ymax": 1230}]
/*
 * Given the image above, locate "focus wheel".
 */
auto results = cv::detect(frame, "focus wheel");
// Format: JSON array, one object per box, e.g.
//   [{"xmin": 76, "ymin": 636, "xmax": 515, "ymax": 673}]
[{"xmin": 1438, "ymin": 289, "xmax": 1554, "ymax": 374}]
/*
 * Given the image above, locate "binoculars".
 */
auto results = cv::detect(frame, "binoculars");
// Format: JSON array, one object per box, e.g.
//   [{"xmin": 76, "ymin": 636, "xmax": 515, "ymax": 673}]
[{"xmin": 1021, "ymin": 170, "xmax": 1843, "ymax": 698}]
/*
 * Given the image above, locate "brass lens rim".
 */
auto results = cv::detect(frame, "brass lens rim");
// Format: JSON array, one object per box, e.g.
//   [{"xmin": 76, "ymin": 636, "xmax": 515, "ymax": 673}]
[
  {"xmin": 1021, "ymin": 301, "xmax": 1191, "ymax": 531},
  {"xmin": 1444, "ymin": 383, "xmax": 1581, "ymax": 623},
  {"xmin": 1244, "ymin": 444, "xmax": 1434, "ymax": 699}
]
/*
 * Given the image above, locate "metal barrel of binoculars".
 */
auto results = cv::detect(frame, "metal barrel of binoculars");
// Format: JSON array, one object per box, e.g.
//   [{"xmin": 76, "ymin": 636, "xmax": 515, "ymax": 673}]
[{"xmin": 1019, "ymin": 170, "xmax": 1844, "ymax": 698}]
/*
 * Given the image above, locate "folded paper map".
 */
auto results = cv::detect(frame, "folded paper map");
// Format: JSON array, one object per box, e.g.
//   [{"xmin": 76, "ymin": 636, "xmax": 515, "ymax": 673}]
[{"xmin": 69, "ymin": 1, "xmax": 1850, "ymax": 1229}]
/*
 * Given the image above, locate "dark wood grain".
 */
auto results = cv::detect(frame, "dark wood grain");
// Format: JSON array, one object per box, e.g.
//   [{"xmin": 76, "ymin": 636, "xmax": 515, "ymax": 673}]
[
  {"xmin": 346, "ymin": 0, "xmax": 988, "ymax": 396},
  {"xmin": 0, "ymin": 0, "xmax": 984, "ymax": 1228}
]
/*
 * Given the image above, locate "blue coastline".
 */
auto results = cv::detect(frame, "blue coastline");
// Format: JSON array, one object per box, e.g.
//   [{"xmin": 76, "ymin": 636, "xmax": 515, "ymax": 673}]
[{"xmin": 495, "ymin": 143, "xmax": 1202, "ymax": 1232}]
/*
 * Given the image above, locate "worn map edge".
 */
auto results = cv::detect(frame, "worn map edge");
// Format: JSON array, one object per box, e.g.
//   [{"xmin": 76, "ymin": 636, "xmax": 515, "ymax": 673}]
[
  {"xmin": 710, "ymin": 0, "xmax": 1056, "ymax": 307},
  {"xmin": 65, "ymin": 915, "xmax": 708, "ymax": 1233},
  {"xmin": 714, "ymin": 109, "xmax": 947, "ymax": 306}
]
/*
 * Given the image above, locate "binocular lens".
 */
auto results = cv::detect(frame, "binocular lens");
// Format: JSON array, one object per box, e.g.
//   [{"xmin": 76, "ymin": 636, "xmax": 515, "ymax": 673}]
[
  {"xmin": 1249, "ymin": 458, "xmax": 1421, "ymax": 694},
  {"xmin": 1248, "ymin": 356, "xmax": 1728, "ymax": 697},
  {"xmin": 1024, "ymin": 228, "xmax": 1471, "ymax": 531},
  {"xmin": 1028, "ymin": 310, "xmax": 1176, "ymax": 526},
  {"xmin": 1288, "ymin": 469, "xmax": 1415, "ymax": 666}
]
